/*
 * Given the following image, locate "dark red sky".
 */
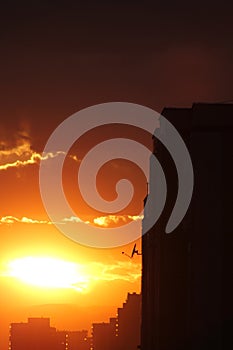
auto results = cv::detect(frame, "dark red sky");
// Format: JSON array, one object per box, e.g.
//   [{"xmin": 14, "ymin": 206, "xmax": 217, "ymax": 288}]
[{"xmin": 0, "ymin": 0, "xmax": 233, "ymax": 148}]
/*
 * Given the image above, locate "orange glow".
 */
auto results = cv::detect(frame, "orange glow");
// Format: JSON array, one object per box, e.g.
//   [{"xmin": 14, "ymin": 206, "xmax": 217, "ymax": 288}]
[
  {"xmin": 0, "ymin": 124, "xmax": 144, "ymax": 350},
  {"xmin": 5, "ymin": 257, "xmax": 89, "ymax": 292}
]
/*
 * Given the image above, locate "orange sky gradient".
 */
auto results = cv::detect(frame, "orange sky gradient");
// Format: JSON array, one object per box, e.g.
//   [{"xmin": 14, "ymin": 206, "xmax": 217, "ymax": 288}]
[{"xmin": 0, "ymin": 124, "xmax": 146, "ymax": 350}]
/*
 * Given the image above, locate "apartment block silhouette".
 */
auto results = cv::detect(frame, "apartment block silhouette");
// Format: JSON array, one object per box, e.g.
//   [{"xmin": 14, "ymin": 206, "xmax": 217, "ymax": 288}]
[
  {"xmin": 91, "ymin": 292, "xmax": 141, "ymax": 350},
  {"xmin": 9, "ymin": 318, "xmax": 90, "ymax": 350},
  {"xmin": 141, "ymin": 103, "xmax": 233, "ymax": 350}
]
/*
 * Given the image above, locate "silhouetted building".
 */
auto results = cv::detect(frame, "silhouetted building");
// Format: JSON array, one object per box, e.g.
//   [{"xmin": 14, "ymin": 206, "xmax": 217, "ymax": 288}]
[
  {"xmin": 91, "ymin": 293, "xmax": 141, "ymax": 350},
  {"xmin": 117, "ymin": 292, "xmax": 141, "ymax": 350},
  {"xmin": 56, "ymin": 331, "xmax": 68, "ymax": 350},
  {"xmin": 9, "ymin": 318, "xmax": 65, "ymax": 350},
  {"xmin": 66, "ymin": 330, "xmax": 90, "ymax": 350},
  {"xmin": 9, "ymin": 318, "xmax": 91, "ymax": 350},
  {"xmin": 141, "ymin": 103, "xmax": 233, "ymax": 350},
  {"xmin": 92, "ymin": 319, "xmax": 117, "ymax": 350}
]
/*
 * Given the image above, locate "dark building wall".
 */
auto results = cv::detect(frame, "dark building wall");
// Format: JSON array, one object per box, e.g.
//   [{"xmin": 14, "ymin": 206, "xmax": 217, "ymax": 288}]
[{"xmin": 141, "ymin": 104, "xmax": 233, "ymax": 350}]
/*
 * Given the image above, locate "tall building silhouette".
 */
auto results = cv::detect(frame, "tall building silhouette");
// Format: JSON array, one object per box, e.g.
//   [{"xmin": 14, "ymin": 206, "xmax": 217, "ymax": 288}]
[
  {"xmin": 141, "ymin": 103, "xmax": 233, "ymax": 350},
  {"xmin": 117, "ymin": 292, "xmax": 141, "ymax": 350},
  {"xmin": 92, "ymin": 318, "xmax": 118, "ymax": 350},
  {"xmin": 91, "ymin": 292, "xmax": 141, "ymax": 350}
]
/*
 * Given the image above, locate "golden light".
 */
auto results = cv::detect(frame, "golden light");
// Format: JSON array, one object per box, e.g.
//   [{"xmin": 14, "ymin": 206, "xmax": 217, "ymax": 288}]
[{"xmin": 5, "ymin": 257, "xmax": 89, "ymax": 292}]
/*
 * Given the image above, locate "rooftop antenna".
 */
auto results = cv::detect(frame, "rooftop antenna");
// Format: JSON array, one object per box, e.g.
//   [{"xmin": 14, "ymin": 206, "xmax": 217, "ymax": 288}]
[{"xmin": 122, "ymin": 243, "xmax": 142, "ymax": 259}]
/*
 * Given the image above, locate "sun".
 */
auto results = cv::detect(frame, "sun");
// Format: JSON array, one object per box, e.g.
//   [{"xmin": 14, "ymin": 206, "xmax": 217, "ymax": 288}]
[{"xmin": 5, "ymin": 257, "xmax": 89, "ymax": 292}]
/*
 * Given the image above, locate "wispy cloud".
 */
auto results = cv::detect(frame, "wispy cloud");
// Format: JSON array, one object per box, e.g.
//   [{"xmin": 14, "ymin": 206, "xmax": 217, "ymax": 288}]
[
  {"xmin": 0, "ymin": 216, "xmax": 52, "ymax": 225},
  {"xmin": 87, "ymin": 261, "xmax": 141, "ymax": 283},
  {"xmin": 0, "ymin": 138, "xmax": 80, "ymax": 171},
  {"xmin": 93, "ymin": 215, "xmax": 143, "ymax": 227},
  {"xmin": 0, "ymin": 215, "xmax": 90, "ymax": 226},
  {"xmin": 62, "ymin": 216, "xmax": 90, "ymax": 224},
  {"xmin": 0, "ymin": 215, "xmax": 142, "ymax": 227}
]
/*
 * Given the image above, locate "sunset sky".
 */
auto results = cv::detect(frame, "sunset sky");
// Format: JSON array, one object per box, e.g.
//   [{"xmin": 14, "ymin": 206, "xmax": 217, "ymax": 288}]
[
  {"xmin": 0, "ymin": 113, "xmax": 145, "ymax": 348},
  {"xmin": 0, "ymin": 1, "xmax": 233, "ymax": 349}
]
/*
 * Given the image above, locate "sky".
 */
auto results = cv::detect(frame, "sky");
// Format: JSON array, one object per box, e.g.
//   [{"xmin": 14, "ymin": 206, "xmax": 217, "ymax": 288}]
[{"xmin": 0, "ymin": 1, "xmax": 233, "ymax": 349}]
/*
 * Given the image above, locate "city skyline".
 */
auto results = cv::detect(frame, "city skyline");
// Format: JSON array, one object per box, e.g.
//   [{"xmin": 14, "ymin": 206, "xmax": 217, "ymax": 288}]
[{"xmin": 8, "ymin": 292, "xmax": 141, "ymax": 350}]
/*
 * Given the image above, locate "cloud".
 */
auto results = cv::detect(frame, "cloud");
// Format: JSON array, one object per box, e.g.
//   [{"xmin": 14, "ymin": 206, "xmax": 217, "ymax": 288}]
[
  {"xmin": 87, "ymin": 261, "xmax": 141, "ymax": 283},
  {"xmin": 93, "ymin": 214, "xmax": 143, "ymax": 227},
  {"xmin": 0, "ymin": 215, "xmax": 90, "ymax": 226},
  {"xmin": 0, "ymin": 151, "xmax": 63, "ymax": 170},
  {"xmin": 0, "ymin": 216, "xmax": 52, "ymax": 225},
  {"xmin": 62, "ymin": 216, "xmax": 90, "ymax": 224},
  {"xmin": 0, "ymin": 215, "xmax": 143, "ymax": 228},
  {"xmin": 0, "ymin": 138, "xmax": 80, "ymax": 171}
]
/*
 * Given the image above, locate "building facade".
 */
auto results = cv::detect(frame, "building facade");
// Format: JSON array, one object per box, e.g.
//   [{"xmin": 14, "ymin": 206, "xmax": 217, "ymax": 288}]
[{"xmin": 141, "ymin": 103, "xmax": 233, "ymax": 350}]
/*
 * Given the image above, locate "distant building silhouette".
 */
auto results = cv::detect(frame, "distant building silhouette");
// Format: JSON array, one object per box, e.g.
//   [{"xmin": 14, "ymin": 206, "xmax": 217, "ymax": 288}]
[
  {"xmin": 9, "ymin": 318, "xmax": 65, "ymax": 350},
  {"xmin": 92, "ymin": 318, "xmax": 117, "ymax": 350},
  {"xmin": 55, "ymin": 331, "xmax": 67, "ymax": 350},
  {"xmin": 91, "ymin": 292, "xmax": 141, "ymax": 350},
  {"xmin": 141, "ymin": 103, "xmax": 233, "ymax": 350},
  {"xmin": 117, "ymin": 292, "xmax": 141, "ymax": 350},
  {"xmin": 66, "ymin": 330, "xmax": 91, "ymax": 350},
  {"xmin": 9, "ymin": 318, "xmax": 90, "ymax": 350}
]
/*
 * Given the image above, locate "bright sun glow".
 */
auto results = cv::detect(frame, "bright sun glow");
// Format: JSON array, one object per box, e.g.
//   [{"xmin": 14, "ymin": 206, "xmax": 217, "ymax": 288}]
[{"xmin": 5, "ymin": 257, "xmax": 90, "ymax": 292}]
